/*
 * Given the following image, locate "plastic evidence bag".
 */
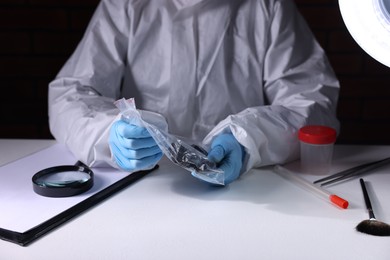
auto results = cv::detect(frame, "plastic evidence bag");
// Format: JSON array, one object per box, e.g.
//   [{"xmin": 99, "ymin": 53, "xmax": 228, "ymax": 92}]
[{"xmin": 114, "ymin": 98, "xmax": 225, "ymax": 185}]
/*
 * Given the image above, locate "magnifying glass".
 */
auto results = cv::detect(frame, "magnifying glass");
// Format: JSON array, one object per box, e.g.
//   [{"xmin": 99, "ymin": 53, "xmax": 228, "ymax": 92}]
[{"xmin": 32, "ymin": 161, "xmax": 94, "ymax": 198}]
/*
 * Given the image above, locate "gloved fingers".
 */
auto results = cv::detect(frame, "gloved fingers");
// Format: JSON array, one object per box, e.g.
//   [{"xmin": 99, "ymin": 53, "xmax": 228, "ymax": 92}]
[
  {"xmin": 115, "ymin": 120, "xmax": 151, "ymax": 139},
  {"xmin": 118, "ymin": 136, "xmax": 158, "ymax": 149},
  {"xmin": 117, "ymin": 144, "xmax": 162, "ymax": 160},
  {"xmin": 218, "ymin": 157, "xmax": 242, "ymax": 184},
  {"xmin": 111, "ymin": 128, "xmax": 157, "ymax": 149},
  {"xmin": 210, "ymin": 133, "xmax": 237, "ymax": 151},
  {"xmin": 206, "ymin": 133, "xmax": 245, "ymax": 185},
  {"xmin": 110, "ymin": 121, "xmax": 157, "ymax": 149},
  {"xmin": 207, "ymin": 145, "xmax": 225, "ymax": 163},
  {"xmin": 135, "ymin": 152, "xmax": 163, "ymax": 169},
  {"xmin": 111, "ymin": 145, "xmax": 129, "ymax": 170},
  {"xmin": 112, "ymin": 147, "xmax": 163, "ymax": 172},
  {"xmin": 109, "ymin": 119, "xmax": 163, "ymax": 172}
]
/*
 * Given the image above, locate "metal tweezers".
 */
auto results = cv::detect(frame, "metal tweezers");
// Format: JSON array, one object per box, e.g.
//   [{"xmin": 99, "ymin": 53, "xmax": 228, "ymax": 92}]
[{"xmin": 313, "ymin": 156, "xmax": 390, "ymax": 186}]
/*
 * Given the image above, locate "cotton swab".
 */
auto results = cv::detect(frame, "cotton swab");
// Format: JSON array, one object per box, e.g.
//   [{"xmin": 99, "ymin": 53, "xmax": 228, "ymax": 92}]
[{"xmin": 274, "ymin": 165, "xmax": 349, "ymax": 209}]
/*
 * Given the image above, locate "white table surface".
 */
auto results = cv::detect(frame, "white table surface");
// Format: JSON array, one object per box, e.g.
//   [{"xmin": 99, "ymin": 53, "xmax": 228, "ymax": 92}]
[{"xmin": 0, "ymin": 139, "xmax": 389, "ymax": 260}]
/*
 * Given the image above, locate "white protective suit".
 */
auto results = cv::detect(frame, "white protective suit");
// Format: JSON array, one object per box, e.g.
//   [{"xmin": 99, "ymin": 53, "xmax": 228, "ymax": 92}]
[{"xmin": 48, "ymin": 0, "xmax": 340, "ymax": 174}]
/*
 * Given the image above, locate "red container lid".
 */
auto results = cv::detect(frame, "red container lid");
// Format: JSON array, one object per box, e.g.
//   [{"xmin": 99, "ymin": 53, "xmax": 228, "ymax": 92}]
[{"xmin": 298, "ymin": 125, "xmax": 337, "ymax": 144}]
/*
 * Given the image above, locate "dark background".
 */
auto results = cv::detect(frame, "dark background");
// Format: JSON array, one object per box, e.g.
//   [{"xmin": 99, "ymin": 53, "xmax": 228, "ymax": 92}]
[{"xmin": 1, "ymin": 0, "xmax": 389, "ymax": 144}]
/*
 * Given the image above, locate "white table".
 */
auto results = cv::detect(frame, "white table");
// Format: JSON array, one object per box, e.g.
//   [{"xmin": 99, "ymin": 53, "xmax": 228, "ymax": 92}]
[{"xmin": 0, "ymin": 139, "xmax": 389, "ymax": 259}]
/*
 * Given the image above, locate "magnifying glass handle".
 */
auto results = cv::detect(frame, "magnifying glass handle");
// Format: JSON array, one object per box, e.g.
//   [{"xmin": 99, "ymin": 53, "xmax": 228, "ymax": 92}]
[{"xmin": 74, "ymin": 161, "xmax": 89, "ymax": 168}]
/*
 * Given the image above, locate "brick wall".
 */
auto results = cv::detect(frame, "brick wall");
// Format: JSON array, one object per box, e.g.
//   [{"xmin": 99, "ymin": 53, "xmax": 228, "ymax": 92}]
[{"xmin": 1, "ymin": 0, "xmax": 389, "ymax": 144}]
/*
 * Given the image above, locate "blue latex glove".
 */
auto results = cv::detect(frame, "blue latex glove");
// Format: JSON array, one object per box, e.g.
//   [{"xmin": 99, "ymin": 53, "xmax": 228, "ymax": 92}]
[
  {"xmin": 109, "ymin": 120, "xmax": 162, "ymax": 171},
  {"xmin": 207, "ymin": 133, "xmax": 245, "ymax": 185}
]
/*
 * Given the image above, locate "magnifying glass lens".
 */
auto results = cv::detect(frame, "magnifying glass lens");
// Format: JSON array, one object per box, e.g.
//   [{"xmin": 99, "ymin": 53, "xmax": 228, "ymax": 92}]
[
  {"xmin": 35, "ymin": 171, "xmax": 91, "ymax": 187},
  {"xmin": 32, "ymin": 164, "xmax": 94, "ymax": 197}
]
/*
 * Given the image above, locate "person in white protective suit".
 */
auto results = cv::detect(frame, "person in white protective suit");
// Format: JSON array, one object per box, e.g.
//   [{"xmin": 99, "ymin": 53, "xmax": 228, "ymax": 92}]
[{"xmin": 48, "ymin": 0, "xmax": 340, "ymax": 185}]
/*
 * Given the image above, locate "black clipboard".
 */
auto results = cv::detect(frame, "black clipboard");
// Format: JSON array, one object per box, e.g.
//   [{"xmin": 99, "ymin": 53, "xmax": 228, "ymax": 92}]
[
  {"xmin": 0, "ymin": 143, "xmax": 157, "ymax": 247},
  {"xmin": 0, "ymin": 166, "xmax": 155, "ymax": 246}
]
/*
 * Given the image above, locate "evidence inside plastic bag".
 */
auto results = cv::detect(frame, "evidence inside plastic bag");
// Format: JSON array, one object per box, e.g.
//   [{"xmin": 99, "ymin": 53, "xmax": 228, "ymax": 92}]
[{"xmin": 114, "ymin": 98, "xmax": 225, "ymax": 185}]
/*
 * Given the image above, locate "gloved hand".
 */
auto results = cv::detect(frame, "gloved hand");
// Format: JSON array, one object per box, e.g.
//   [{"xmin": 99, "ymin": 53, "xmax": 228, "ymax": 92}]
[
  {"xmin": 207, "ymin": 133, "xmax": 245, "ymax": 185},
  {"xmin": 109, "ymin": 120, "xmax": 162, "ymax": 171}
]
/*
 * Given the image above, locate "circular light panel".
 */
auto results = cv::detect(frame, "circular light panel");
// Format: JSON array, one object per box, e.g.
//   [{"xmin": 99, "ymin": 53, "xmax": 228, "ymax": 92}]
[{"xmin": 339, "ymin": 0, "xmax": 390, "ymax": 67}]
